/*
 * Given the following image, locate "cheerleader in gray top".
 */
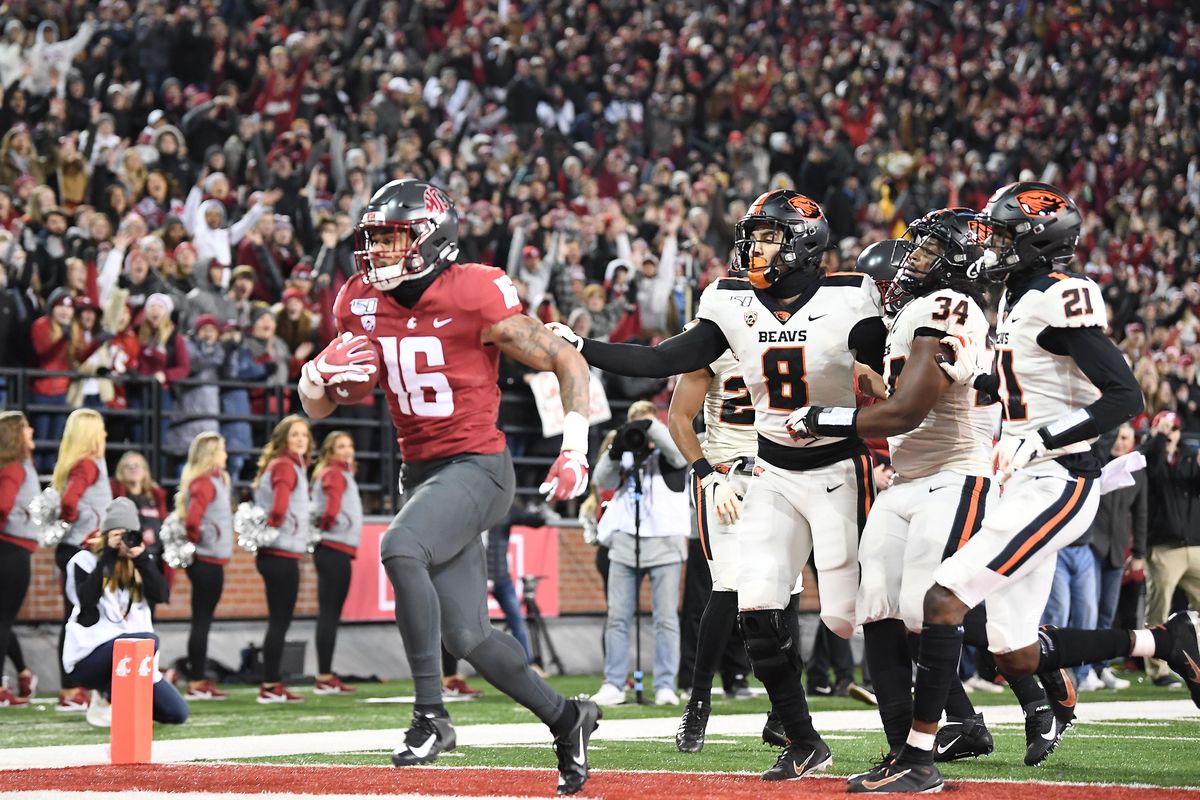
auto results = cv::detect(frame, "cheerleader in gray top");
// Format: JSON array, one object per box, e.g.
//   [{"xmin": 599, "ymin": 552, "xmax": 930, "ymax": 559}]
[
  {"xmin": 50, "ymin": 408, "xmax": 112, "ymax": 711},
  {"xmin": 0, "ymin": 412, "xmax": 39, "ymax": 707},
  {"xmin": 252, "ymin": 415, "xmax": 311, "ymax": 704},
  {"xmin": 177, "ymin": 432, "xmax": 233, "ymax": 701},
  {"xmin": 310, "ymin": 431, "xmax": 363, "ymax": 695}
]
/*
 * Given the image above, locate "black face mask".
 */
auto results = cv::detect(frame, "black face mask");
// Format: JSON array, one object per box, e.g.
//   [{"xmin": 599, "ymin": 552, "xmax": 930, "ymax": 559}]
[
  {"xmin": 387, "ymin": 264, "xmax": 446, "ymax": 307},
  {"xmin": 764, "ymin": 265, "xmax": 818, "ymax": 299}
]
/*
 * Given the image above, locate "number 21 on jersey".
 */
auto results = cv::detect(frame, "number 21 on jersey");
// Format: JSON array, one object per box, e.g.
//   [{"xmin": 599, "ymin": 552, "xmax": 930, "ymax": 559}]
[{"xmin": 378, "ymin": 336, "xmax": 454, "ymax": 417}]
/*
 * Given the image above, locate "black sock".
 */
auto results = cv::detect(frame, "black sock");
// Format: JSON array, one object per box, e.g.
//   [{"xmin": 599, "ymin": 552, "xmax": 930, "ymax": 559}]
[
  {"xmin": 1151, "ymin": 627, "xmax": 1173, "ymax": 660},
  {"xmin": 944, "ymin": 677, "xmax": 976, "ymax": 719},
  {"xmin": 549, "ymin": 698, "xmax": 579, "ymax": 739},
  {"xmin": 1006, "ymin": 673, "xmax": 1046, "ymax": 707},
  {"xmin": 1037, "ymin": 627, "xmax": 1130, "ymax": 672},
  {"xmin": 898, "ymin": 743, "xmax": 935, "ymax": 766},
  {"xmin": 912, "ymin": 623, "xmax": 964, "ymax": 727},
  {"xmin": 690, "ymin": 591, "xmax": 739, "ymax": 704},
  {"xmin": 864, "ymin": 619, "xmax": 914, "ymax": 751},
  {"xmin": 414, "ymin": 702, "xmax": 448, "ymax": 718}
]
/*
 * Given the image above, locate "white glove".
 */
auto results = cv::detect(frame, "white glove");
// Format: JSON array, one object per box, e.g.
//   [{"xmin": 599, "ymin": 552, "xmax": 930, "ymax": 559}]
[
  {"xmin": 545, "ymin": 321, "xmax": 583, "ymax": 351},
  {"xmin": 785, "ymin": 406, "xmax": 819, "ymax": 440},
  {"xmin": 936, "ymin": 334, "xmax": 987, "ymax": 385},
  {"xmin": 700, "ymin": 472, "xmax": 742, "ymax": 525},
  {"xmin": 298, "ymin": 360, "xmax": 328, "ymax": 400},
  {"xmin": 992, "ymin": 434, "xmax": 1044, "ymax": 483}
]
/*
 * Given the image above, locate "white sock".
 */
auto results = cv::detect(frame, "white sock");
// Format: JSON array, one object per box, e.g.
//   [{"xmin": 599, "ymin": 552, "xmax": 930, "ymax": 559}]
[
  {"xmin": 1130, "ymin": 629, "xmax": 1156, "ymax": 658},
  {"xmin": 906, "ymin": 729, "xmax": 936, "ymax": 751}
]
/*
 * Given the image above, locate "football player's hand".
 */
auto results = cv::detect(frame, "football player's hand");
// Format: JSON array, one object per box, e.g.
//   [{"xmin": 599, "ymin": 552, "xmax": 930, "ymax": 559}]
[
  {"xmin": 992, "ymin": 435, "xmax": 1043, "ymax": 483},
  {"xmin": 545, "ymin": 321, "xmax": 583, "ymax": 352},
  {"xmin": 785, "ymin": 406, "xmax": 821, "ymax": 441},
  {"xmin": 300, "ymin": 333, "xmax": 377, "ymax": 399},
  {"xmin": 539, "ymin": 450, "xmax": 589, "ymax": 502},
  {"xmin": 699, "ymin": 472, "xmax": 741, "ymax": 525},
  {"xmin": 936, "ymin": 334, "xmax": 986, "ymax": 385}
]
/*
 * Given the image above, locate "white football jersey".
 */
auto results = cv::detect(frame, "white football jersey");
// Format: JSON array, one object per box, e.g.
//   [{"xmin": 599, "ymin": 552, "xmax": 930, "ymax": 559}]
[
  {"xmin": 884, "ymin": 289, "xmax": 998, "ymax": 479},
  {"xmin": 696, "ymin": 273, "xmax": 883, "ymax": 450},
  {"xmin": 702, "ymin": 350, "xmax": 758, "ymax": 466},
  {"xmin": 995, "ymin": 272, "xmax": 1105, "ymax": 460}
]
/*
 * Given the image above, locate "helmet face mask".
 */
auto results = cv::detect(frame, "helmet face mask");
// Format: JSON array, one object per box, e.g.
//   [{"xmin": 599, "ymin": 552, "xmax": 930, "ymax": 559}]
[
  {"xmin": 883, "ymin": 208, "xmax": 986, "ymax": 315},
  {"xmin": 353, "ymin": 180, "xmax": 459, "ymax": 291},
  {"xmin": 733, "ymin": 190, "xmax": 829, "ymax": 293}
]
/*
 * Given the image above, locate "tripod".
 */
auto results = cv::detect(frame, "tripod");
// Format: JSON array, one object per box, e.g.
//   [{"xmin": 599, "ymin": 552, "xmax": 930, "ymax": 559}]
[
  {"xmin": 627, "ymin": 454, "xmax": 655, "ymax": 706},
  {"xmin": 522, "ymin": 575, "xmax": 565, "ymax": 675}
]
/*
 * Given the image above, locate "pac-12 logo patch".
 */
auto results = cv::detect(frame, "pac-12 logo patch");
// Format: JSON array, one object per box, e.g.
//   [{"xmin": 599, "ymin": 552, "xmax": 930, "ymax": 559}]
[{"xmin": 744, "ymin": 311, "xmax": 758, "ymax": 327}]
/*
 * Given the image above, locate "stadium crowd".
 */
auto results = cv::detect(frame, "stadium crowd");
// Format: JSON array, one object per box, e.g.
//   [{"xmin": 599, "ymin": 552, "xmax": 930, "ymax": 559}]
[{"xmin": 0, "ymin": 0, "xmax": 1198, "ymax": 713}]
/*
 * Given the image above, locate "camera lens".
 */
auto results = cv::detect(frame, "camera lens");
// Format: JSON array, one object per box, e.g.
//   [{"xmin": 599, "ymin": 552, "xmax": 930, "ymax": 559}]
[{"xmin": 122, "ymin": 529, "xmax": 143, "ymax": 549}]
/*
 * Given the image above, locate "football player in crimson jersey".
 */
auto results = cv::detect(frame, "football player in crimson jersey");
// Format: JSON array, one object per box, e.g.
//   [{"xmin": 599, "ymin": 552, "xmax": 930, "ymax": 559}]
[
  {"xmin": 844, "ymin": 183, "xmax": 1200, "ymax": 794},
  {"xmin": 298, "ymin": 179, "xmax": 600, "ymax": 796}
]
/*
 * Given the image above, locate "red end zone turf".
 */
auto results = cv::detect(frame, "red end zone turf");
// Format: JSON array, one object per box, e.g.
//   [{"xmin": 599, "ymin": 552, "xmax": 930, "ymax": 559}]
[{"xmin": 1, "ymin": 764, "xmax": 1193, "ymax": 799}]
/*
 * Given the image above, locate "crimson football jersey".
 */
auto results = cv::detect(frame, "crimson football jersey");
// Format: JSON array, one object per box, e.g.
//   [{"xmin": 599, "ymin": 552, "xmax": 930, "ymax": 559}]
[{"xmin": 333, "ymin": 263, "xmax": 524, "ymax": 462}]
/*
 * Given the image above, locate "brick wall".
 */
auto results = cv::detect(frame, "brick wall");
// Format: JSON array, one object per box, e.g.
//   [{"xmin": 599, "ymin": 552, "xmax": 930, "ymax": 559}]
[{"xmin": 19, "ymin": 526, "xmax": 817, "ymax": 622}]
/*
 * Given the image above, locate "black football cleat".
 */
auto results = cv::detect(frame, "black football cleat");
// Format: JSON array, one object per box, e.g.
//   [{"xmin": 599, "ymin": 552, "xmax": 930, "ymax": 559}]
[
  {"xmin": 848, "ymin": 756, "xmax": 944, "ymax": 794},
  {"xmin": 1022, "ymin": 700, "xmax": 1062, "ymax": 767},
  {"xmin": 1163, "ymin": 611, "xmax": 1200, "ymax": 708},
  {"xmin": 391, "ymin": 711, "xmax": 456, "ymax": 766},
  {"xmin": 675, "ymin": 699, "xmax": 710, "ymax": 753},
  {"xmin": 848, "ymin": 751, "xmax": 897, "ymax": 783},
  {"xmin": 554, "ymin": 697, "xmax": 602, "ymax": 795},
  {"xmin": 762, "ymin": 710, "xmax": 786, "ymax": 747},
  {"xmin": 1038, "ymin": 667, "xmax": 1079, "ymax": 734},
  {"xmin": 761, "ymin": 737, "xmax": 832, "ymax": 781},
  {"xmin": 934, "ymin": 712, "xmax": 994, "ymax": 762}
]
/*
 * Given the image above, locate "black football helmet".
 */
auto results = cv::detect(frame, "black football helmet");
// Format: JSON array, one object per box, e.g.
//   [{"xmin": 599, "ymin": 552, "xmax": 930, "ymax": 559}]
[
  {"xmin": 856, "ymin": 239, "xmax": 914, "ymax": 301},
  {"xmin": 884, "ymin": 208, "xmax": 987, "ymax": 316},
  {"xmin": 976, "ymin": 181, "xmax": 1081, "ymax": 281},
  {"xmin": 733, "ymin": 190, "xmax": 829, "ymax": 293},
  {"xmin": 353, "ymin": 179, "xmax": 460, "ymax": 290}
]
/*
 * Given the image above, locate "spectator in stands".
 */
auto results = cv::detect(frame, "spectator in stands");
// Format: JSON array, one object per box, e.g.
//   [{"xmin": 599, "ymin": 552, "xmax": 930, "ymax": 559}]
[
  {"xmin": 1143, "ymin": 411, "xmax": 1200, "ymax": 687},
  {"xmin": 0, "ymin": 411, "xmax": 38, "ymax": 708},
  {"xmin": 135, "ymin": 293, "xmax": 190, "ymax": 466},
  {"xmin": 63, "ymin": 497, "xmax": 188, "ymax": 728},
  {"xmin": 252, "ymin": 415, "xmax": 312, "ymax": 704},
  {"xmin": 275, "ymin": 287, "xmax": 318, "ymax": 379},
  {"xmin": 309, "ymin": 431, "xmax": 362, "ymax": 696},
  {"xmin": 1087, "ymin": 424, "xmax": 1147, "ymax": 691},
  {"xmin": 109, "ymin": 452, "xmax": 169, "ymax": 577},
  {"xmin": 239, "ymin": 307, "xmax": 291, "ymax": 416},
  {"xmin": 66, "ymin": 298, "xmax": 110, "ymax": 410},
  {"xmin": 176, "ymin": 432, "xmax": 232, "ymax": 701},
  {"xmin": 182, "ymin": 181, "xmax": 278, "ymax": 269},
  {"xmin": 51, "ymin": 408, "xmax": 112, "ymax": 712},
  {"xmin": 167, "ymin": 315, "xmax": 227, "ymax": 467},
  {"xmin": 29, "ymin": 288, "xmax": 75, "ymax": 465},
  {"xmin": 591, "ymin": 401, "xmax": 689, "ymax": 707}
]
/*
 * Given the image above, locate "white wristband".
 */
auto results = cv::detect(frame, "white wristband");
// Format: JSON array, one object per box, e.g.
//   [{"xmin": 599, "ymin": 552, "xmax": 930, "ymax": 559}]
[
  {"xmin": 561, "ymin": 411, "xmax": 589, "ymax": 454},
  {"xmin": 298, "ymin": 370, "xmax": 324, "ymax": 401}
]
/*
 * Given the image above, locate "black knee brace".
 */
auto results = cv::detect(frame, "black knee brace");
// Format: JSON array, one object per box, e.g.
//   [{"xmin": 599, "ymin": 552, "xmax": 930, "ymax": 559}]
[{"xmin": 739, "ymin": 609, "xmax": 802, "ymax": 683}]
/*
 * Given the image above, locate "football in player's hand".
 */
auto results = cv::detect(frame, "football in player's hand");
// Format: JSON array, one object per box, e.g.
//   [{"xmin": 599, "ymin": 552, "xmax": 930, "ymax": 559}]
[
  {"xmin": 312, "ymin": 333, "xmax": 381, "ymax": 405},
  {"xmin": 325, "ymin": 365, "xmax": 378, "ymax": 404}
]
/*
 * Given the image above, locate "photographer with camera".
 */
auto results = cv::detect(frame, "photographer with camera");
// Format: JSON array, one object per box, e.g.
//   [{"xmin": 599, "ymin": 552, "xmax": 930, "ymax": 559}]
[
  {"xmin": 62, "ymin": 497, "xmax": 188, "ymax": 727},
  {"xmin": 591, "ymin": 401, "xmax": 690, "ymax": 707}
]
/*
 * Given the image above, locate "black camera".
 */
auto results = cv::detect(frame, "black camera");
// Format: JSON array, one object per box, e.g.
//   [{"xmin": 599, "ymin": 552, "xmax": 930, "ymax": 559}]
[
  {"xmin": 612, "ymin": 418, "xmax": 653, "ymax": 458},
  {"xmin": 122, "ymin": 529, "xmax": 144, "ymax": 550}
]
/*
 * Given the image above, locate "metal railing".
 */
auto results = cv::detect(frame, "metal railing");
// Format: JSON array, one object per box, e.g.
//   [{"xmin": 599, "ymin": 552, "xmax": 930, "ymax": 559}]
[{"xmin": 0, "ymin": 368, "xmax": 632, "ymax": 512}]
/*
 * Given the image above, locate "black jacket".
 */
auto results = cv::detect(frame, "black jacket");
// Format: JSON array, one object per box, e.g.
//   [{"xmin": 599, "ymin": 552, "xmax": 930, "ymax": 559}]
[
  {"xmin": 1087, "ymin": 465, "xmax": 1148, "ymax": 567},
  {"xmin": 1143, "ymin": 433, "xmax": 1200, "ymax": 549}
]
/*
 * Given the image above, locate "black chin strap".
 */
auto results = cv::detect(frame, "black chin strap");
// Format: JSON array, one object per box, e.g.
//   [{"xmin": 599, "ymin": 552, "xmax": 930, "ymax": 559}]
[{"xmin": 765, "ymin": 265, "xmax": 818, "ymax": 299}]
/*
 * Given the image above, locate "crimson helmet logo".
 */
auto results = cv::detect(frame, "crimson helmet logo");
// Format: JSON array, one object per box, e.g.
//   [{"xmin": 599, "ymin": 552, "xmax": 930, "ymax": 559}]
[
  {"xmin": 424, "ymin": 186, "xmax": 449, "ymax": 217},
  {"xmin": 787, "ymin": 195, "xmax": 822, "ymax": 219},
  {"xmin": 1016, "ymin": 190, "xmax": 1067, "ymax": 217}
]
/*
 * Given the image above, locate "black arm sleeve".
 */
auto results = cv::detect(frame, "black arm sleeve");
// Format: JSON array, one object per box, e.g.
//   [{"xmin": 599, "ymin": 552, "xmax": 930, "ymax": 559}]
[
  {"xmin": 847, "ymin": 317, "xmax": 887, "ymax": 373},
  {"xmin": 579, "ymin": 319, "xmax": 729, "ymax": 378},
  {"xmin": 1035, "ymin": 326, "xmax": 1145, "ymax": 450},
  {"xmin": 134, "ymin": 553, "xmax": 170, "ymax": 605},
  {"xmin": 73, "ymin": 550, "xmax": 117, "ymax": 628}
]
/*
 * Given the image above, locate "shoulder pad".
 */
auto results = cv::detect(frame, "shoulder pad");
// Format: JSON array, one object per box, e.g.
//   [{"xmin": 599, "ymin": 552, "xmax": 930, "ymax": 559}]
[
  {"xmin": 821, "ymin": 272, "xmax": 871, "ymax": 288},
  {"xmin": 715, "ymin": 277, "xmax": 754, "ymax": 291},
  {"xmin": 1038, "ymin": 275, "xmax": 1107, "ymax": 329}
]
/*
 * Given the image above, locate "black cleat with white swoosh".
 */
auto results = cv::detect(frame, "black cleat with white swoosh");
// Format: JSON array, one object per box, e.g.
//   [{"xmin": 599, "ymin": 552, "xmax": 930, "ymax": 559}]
[
  {"xmin": 554, "ymin": 697, "xmax": 602, "ymax": 795},
  {"xmin": 848, "ymin": 757, "xmax": 944, "ymax": 794},
  {"xmin": 391, "ymin": 711, "xmax": 456, "ymax": 766},
  {"xmin": 934, "ymin": 712, "xmax": 994, "ymax": 762},
  {"xmin": 761, "ymin": 737, "xmax": 832, "ymax": 781},
  {"xmin": 1164, "ymin": 610, "xmax": 1200, "ymax": 708}
]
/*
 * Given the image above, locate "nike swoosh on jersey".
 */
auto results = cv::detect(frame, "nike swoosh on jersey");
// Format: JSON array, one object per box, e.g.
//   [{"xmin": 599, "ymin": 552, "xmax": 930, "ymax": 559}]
[
  {"xmin": 407, "ymin": 733, "xmax": 438, "ymax": 759},
  {"xmin": 433, "ymin": 317, "xmax": 453, "ymax": 328},
  {"xmin": 929, "ymin": 485, "xmax": 948, "ymax": 493},
  {"xmin": 808, "ymin": 313, "xmax": 828, "ymax": 321},
  {"xmin": 862, "ymin": 769, "xmax": 913, "ymax": 790},
  {"xmin": 936, "ymin": 735, "xmax": 961, "ymax": 754},
  {"xmin": 826, "ymin": 483, "xmax": 844, "ymax": 493}
]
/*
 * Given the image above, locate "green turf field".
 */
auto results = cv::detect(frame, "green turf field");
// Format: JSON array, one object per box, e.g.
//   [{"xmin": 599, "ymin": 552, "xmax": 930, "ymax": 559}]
[{"xmin": 3, "ymin": 672, "xmax": 1197, "ymax": 788}]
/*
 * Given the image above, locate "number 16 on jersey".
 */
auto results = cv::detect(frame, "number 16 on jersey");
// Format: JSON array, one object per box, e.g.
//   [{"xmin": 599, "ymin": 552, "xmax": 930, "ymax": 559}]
[{"xmin": 378, "ymin": 335, "xmax": 455, "ymax": 417}]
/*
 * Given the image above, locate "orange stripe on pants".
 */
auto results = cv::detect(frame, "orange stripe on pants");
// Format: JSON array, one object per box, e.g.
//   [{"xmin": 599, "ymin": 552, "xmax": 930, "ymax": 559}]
[
  {"xmin": 956, "ymin": 477, "xmax": 985, "ymax": 551},
  {"xmin": 694, "ymin": 476, "xmax": 711, "ymax": 561},
  {"xmin": 995, "ymin": 478, "xmax": 1085, "ymax": 576}
]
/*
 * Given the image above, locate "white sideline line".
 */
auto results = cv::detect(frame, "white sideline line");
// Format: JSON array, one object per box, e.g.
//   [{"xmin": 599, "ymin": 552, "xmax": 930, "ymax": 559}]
[
  {"xmin": 0, "ymin": 699, "xmax": 1194, "ymax": 771},
  {"xmin": 0, "ymin": 794, "xmax": 539, "ymax": 800}
]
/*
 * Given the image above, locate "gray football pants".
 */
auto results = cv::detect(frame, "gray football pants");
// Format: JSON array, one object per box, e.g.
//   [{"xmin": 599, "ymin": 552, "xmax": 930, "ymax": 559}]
[{"xmin": 381, "ymin": 450, "xmax": 565, "ymax": 723}]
